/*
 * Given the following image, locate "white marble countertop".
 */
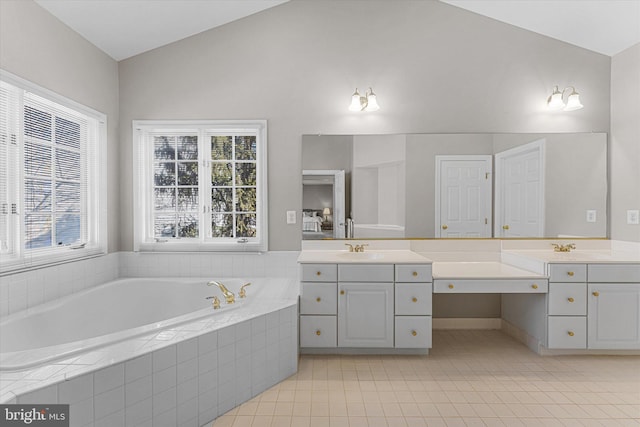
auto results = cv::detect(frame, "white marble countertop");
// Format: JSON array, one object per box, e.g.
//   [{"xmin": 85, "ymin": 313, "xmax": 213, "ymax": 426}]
[
  {"xmin": 503, "ymin": 249, "xmax": 640, "ymax": 264},
  {"xmin": 432, "ymin": 261, "xmax": 546, "ymax": 279},
  {"xmin": 297, "ymin": 250, "xmax": 432, "ymax": 264}
]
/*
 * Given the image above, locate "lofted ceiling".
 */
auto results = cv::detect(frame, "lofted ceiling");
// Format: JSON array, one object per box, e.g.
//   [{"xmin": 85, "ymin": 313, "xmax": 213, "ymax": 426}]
[{"xmin": 34, "ymin": 0, "xmax": 640, "ymax": 61}]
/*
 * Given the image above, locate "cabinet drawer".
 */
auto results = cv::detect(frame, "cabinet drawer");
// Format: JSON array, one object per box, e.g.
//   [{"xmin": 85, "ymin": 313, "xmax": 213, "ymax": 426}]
[
  {"xmin": 300, "ymin": 315, "xmax": 337, "ymax": 347},
  {"xmin": 549, "ymin": 264, "xmax": 586, "ymax": 282},
  {"xmin": 548, "ymin": 316, "xmax": 586, "ymax": 349},
  {"xmin": 301, "ymin": 264, "xmax": 337, "ymax": 282},
  {"xmin": 338, "ymin": 264, "xmax": 394, "ymax": 282},
  {"xmin": 300, "ymin": 282, "xmax": 337, "ymax": 315},
  {"xmin": 395, "ymin": 264, "xmax": 432, "ymax": 283},
  {"xmin": 588, "ymin": 264, "xmax": 640, "ymax": 283},
  {"xmin": 395, "ymin": 283, "xmax": 432, "ymax": 315},
  {"xmin": 395, "ymin": 316, "xmax": 432, "ymax": 348},
  {"xmin": 433, "ymin": 279, "xmax": 548, "ymax": 293},
  {"xmin": 548, "ymin": 283, "xmax": 586, "ymax": 316}
]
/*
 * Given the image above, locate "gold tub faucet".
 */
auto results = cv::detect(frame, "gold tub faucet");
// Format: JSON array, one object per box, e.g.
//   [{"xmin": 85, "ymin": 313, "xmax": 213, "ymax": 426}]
[
  {"xmin": 239, "ymin": 282, "xmax": 251, "ymax": 298},
  {"xmin": 552, "ymin": 243, "xmax": 576, "ymax": 252},
  {"xmin": 207, "ymin": 281, "xmax": 235, "ymax": 304}
]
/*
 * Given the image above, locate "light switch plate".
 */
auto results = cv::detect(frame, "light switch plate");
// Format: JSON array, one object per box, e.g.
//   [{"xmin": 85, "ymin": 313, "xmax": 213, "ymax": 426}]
[
  {"xmin": 286, "ymin": 210, "xmax": 296, "ymax": 224},
  {"xmin": 627, "ymin": 210, "xmax": 640, "ymax": 225},
  {"xmin": 586, "ymin": 210, "xmax": 596, "ymax": 223}
]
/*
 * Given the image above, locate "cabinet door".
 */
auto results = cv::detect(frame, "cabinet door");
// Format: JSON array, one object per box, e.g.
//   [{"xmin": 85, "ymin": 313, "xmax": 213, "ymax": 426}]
[
  {"xmin": 588, "ymin": 283, "xmax": 640, "ymax": 349},
  {"xmin": 338, "ymin": 282, "xmax": 394, "ymax": 347}
]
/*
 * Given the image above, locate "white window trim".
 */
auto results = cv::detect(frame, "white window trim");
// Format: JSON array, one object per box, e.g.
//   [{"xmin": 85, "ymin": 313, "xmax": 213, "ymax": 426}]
[
  {"xmin": 132, "ymin": 120, "xmax": 268, "ymax": 252},
  {"xmin": 0, "ymin": 70, "xmax": 108, "ymax": 274}
]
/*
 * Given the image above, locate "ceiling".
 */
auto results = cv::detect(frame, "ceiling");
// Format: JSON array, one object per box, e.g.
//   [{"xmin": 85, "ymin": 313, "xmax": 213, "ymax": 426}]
[{"xmin": 34, "ymin": 0, "xmax": 640, "ymax": 61}]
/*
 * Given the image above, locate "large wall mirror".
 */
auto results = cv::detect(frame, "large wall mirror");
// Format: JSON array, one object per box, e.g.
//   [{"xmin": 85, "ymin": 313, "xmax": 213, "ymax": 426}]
[{"xmin": 302, "ymin": 133, "xmax": 607, "ymax": 240}]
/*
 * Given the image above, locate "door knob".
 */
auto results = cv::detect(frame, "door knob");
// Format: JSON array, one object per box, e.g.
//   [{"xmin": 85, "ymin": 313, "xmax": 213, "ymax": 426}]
[
  {"xmin": 442, "ymin": 224, "xmax": 448, "ymax": 230},
  {"xmin": 502, "ymin": 225, "xmax": 510, "ymax": 230}
]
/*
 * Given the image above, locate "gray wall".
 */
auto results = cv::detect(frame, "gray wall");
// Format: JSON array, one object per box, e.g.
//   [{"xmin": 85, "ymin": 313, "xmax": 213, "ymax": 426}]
[
  {"xmin": 611, "ymin": 43, "xmax": 640, "ymax": 242},
  {"xmin": 118, "ymin": 0, "xmax": 611, "ymax": 251},
  {"xmin": 0, "ymin": 0, "xmax": 121, "ymax": 252}
]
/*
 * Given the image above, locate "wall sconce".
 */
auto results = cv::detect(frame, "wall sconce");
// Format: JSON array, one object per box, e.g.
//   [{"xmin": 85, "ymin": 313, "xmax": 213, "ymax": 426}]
[
  {"xmin": 547, "ymin": 85, "xmax": 584, "ymax": 111},
  {"xmin": 349, "ymin": 87, "xmax": 380, "ymax": 112}
]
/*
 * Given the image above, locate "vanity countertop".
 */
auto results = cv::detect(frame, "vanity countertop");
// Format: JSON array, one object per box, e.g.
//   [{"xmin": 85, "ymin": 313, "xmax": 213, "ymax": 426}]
[
  {"xmin": 502, "ymin": 249, "xmax": 640, "ymax": 264},
  {"xmin": 297, "ymin": 249, "xmax": 432, "ymax": 264},
  {"xmin": 432, "ymin": 261, "xmax": 546, "ymax": 279}
]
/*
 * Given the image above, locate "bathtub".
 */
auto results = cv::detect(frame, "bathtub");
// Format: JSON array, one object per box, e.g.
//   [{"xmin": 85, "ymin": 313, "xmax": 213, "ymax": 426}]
[
  {"xmin": 1, "ymin": 278, "xmax": 255, "ymax": 370},
  {"xmin": 0, "ymin": 276, "xmax": 298, "ymax": 426}
]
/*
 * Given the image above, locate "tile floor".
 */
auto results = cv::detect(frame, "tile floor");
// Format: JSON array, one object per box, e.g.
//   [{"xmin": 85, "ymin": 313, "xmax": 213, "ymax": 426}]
[{"xmin": 211, "ymin": 330, "xmax": 640, "ymax": 426}]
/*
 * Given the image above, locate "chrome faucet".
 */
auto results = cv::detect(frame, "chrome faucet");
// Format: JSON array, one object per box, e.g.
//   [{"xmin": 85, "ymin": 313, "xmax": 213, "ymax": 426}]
[
  {"xmin": 207, "ymin": 281, "xmax": 235, "ymax": 304},
  {"xmin": 552, "ymin": 243, "xmax": 576, "ymax": 253}
]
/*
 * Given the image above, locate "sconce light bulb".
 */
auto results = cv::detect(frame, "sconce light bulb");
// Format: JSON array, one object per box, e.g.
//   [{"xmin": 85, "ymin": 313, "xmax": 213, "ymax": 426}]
[
  {"xmin": 349, "ymin": 88, "xmax": 362, "ymax": 111},
  {"xmin": 564, "ymin": 91, "xmax": 583, "ymax": 111},
  {"xmin": 547, "ymin": 86, "xmax": 565, "ymax": 111}
]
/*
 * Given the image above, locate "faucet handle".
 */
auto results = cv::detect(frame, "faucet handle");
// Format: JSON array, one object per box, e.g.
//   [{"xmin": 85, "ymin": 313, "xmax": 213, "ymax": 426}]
[
  {"xmin": 239, "ymin": 282, "xmax": 251, "ymax": 298},
  {"xmin": 206, "ymin": 295, "xmax": 221, "ymax": 309},
  {"xmin": 345, "ymin": 243, "xmax": 354, "ymax": 252}
]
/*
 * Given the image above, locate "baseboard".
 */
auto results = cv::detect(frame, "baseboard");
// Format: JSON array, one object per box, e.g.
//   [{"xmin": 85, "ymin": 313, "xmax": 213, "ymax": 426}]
[{"xmin": 432, "ymin": 318, "xmax": 501, "ymax": 330}]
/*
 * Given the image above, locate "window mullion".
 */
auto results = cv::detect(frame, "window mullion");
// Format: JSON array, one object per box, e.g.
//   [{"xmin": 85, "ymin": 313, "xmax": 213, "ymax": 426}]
[{"xmin": 200, "ymin": 130, "xmax": 210, "ymax": 242}]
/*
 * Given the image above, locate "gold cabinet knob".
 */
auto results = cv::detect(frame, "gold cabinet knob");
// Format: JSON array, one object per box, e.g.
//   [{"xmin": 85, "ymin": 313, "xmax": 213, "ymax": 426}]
[
  {"xmin": 411, "ymin": 330, "xmax": 417, "ymax": 336},
  {"xmin": 592, "ymin": 291, "xmax": 599, "ymax": 297},
  {"xmin": 316, "ymin": 297, "xmax": 321, "ymax": 302},
  {"xmin": 448, "ymin": 284, "xmax": 454, "ymax": 289},
  {"xmin": 568, "ymin": 331, "xmax": 575, "ymax": 337},
  {"xmin": 316, "ymin": 330, "xmax": 321, "ymax": 336},
  {"xmin": 412, "ymin": 271, "xmax": 418, "ymax": 277},
  {"xmin": 567, "ymin": 297, "xmax": 574, "ymax": 303},
  {"xmin": 442, "ymin": 224, "xmax": 448, "ymax": 230},
  {"xmin": 567, "ymin": 271, "xmax": 575, "ymax": 277},
  {"xmin": 412, "ymin": 297, "xmax": 418, "ymax": 303},
  {"xmin": 503, "ymin": 225, "xmax": 510, "ymax": 230},
  {"xmin": 316, "ymin": 271, "xmax": 321, "ymax": 276},
  {"xmin": 340, "ymin": 290, "xmax": 345, "ymax": 295},
  {"xmin": 531, "ymin": 284, "xmax": 538, "ymax": 289}
]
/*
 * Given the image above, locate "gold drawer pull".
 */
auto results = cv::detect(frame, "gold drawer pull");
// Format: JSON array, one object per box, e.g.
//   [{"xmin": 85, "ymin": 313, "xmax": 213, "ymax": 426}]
[
  {"xmin": 412, "ymin": 297, "xmax": 418, "ymax": 303},
  {"xmin": 316, "ymin": 330, "xmax": 321, "ymax": 336},
  {"xmin": 592, "ymin": 291, "xmax": 599, "ymax": 297},
  {"xmin": 567, "ymin": 297, "xmax": 574, "ymax": 303},
  {"xmin": 340, "ymin": 290, "xmax": 345, "ymax": 295},
  {"xmin": 448, "ymin": 284, "xmax": 454, "ymax": 289},
  {"xmin": 411, "ymin": 330, "xmax": 417, "ymax": 336},
  {"xmin": 502, "ymin": 225, "xmax": 510, "ymax": 230},
  {"xmin": 316, "ymin": 297, "xmax": 321, "ymax": 302},
  {"xmin": 316, "ymin": 271, "xmax": 321, "ymax": 276},
  {"xmin": 412, "ymin": 271, "xmax": 418, "ymax": 277},
  {"xmin": 567, "ymin": 271, "xmax": 575, "ymax": 277},
  {"xmin": 531, "ymin": 284, "xmax": 538, "ymax": 289},
  {"xmin": 568, "ymin": 331, "xmax": 575, "ymax": 337}
]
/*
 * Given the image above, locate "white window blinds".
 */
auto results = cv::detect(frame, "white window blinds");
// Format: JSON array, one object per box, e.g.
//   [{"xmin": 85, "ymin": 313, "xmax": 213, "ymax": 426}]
[{"xmin": 0, "ymin": 72, "xmax": 106, "ymax": 272}]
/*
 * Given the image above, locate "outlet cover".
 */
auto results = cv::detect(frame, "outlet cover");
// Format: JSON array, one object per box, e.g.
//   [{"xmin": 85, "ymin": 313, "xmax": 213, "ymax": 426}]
[
  {"xmin": 627, "ymin": 210, "xmax": 640, "ymax": 225},
  {"xmin": 286, "ymin": 210, "xmax": 297, "ymax": 224},
  {"xmin": 586, "ymin": 210, "xmax": 596, "ymax": 223}
]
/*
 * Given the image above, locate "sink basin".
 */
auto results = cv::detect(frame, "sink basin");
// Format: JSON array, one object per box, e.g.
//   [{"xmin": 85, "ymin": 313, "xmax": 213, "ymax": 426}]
[{"xmin": 337, "ymin": 252, "xmax": 384, "ymax": 260}]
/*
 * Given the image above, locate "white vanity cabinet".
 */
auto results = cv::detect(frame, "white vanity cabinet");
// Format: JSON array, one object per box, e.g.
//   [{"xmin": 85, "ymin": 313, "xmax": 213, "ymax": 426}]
[
  {"xmin": 299, "ymin": 261, "xmax": 432, "ymax": 353},
  {"xmin": 338, "ymin": 264, "xmax": 394, "ymax": 347},
  {"xmin": 587, "ymin": 264, "xmax": 640, "ymax": 349},
  {"xmin": 546, "ymin": 264, "xmax": 588, "ymax": 349}
]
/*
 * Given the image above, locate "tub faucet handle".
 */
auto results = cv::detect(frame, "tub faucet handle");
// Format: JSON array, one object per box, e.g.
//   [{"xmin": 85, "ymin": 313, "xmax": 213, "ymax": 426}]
[
  {"xmin": 206, "ymin": 295, "xmax": 221, "ymax": 309},
  {"xmin": 239, "ymin": 282, "xmax": 252, "ymax": 298}
]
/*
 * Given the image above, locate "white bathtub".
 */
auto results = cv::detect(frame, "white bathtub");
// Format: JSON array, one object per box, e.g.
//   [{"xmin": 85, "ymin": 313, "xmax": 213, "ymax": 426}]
[
  {"xmin": 0, "ymin": 278, "xmax": 261, "ymax": 370},
  {"xmin": 0, "ymin": 275, "xmax": 298, "ymax": 425}
]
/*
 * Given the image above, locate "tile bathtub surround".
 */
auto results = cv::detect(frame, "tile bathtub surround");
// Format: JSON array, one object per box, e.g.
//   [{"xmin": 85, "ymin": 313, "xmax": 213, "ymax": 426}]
[
  {"xmin": 213, "ymin": 330, "xmax": 640, "ymax": 427},
  {"xmin": 9, "ymin": 305, "xmax": 297, "ymax": 427},
  {"xmin": 0, "ymin": 253, "xmax": 119, "ymax": 316}
]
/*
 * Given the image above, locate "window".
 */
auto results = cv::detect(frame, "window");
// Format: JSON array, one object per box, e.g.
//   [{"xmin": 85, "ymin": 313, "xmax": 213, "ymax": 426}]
[
  {"xmin": 133, "ymin": 120, "xmax": 267, "ymax": 252},
  {"xmin": 0, "ymin": 71, "xmax": 107, "ymax": 272}
]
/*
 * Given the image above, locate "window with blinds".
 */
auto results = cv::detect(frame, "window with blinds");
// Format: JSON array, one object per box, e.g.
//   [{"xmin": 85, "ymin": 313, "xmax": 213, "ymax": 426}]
[
  {"xmin": 0, "ymin": 73, "xmax": 106, "ymax": 272},
  {"xmin": 133, "ymin": 121, "xmax": 267, "ymax": 252}
]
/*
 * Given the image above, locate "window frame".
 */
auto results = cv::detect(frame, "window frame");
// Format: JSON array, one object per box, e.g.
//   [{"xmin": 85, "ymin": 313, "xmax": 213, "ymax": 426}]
[
  {"xmin": 132, "ymin": 120, "xmax": 268, "ymax": 252},
  {"xmin": 0, "ymin": 70, "xmax": 108, "ymax": 274}
]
